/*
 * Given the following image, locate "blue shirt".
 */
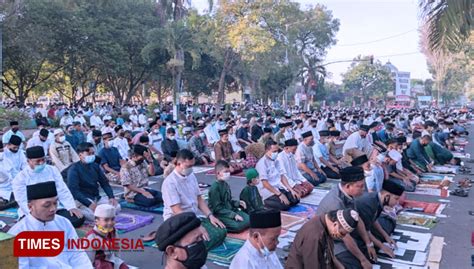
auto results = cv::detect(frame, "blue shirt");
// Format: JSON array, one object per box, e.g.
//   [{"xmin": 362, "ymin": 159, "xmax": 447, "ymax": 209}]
[
  {"xmin": 67, "ymin": 161, "xmax": 114, "ymax": 207},
  {"xmin": 2, "ymin": 130, "xmax": 25, "ymax": 145},
  {"xmin": 99, "ymin": 147, "xmax": 122, "ymax": 172},
  {"xmin": 116, "ymin": 117, "xmax": 125, "ymax": 126}
]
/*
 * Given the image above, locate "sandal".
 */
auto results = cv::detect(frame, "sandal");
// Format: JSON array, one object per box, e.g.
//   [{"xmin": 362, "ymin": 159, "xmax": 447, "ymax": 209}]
[
  {"xmin": 451, "ymin": 188, "xmax": 469, "ymax": 197},
  {"xmin": 141, "ymin": 231, "xmax": 157, "ymax": 242},
  {"xmin": 198, "ymin": 182, "xmax": 211, "ymax": 188}
]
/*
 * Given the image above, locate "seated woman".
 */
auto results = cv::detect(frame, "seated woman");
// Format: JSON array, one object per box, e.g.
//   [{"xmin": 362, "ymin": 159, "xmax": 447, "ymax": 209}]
[
  {"xmin": 214, "ymin": 128, "xmax": 244, "ymax": 174},
  {"xmin": 208, "ymin": 160, "xmax": 250, "ymax": 233},
  {"xmin": 120, "ymin": 145, "xmax": 162, "ymax": 207}
]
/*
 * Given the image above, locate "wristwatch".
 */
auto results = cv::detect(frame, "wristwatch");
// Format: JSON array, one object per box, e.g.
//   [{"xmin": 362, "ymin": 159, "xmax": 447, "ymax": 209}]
[
  {"xmin": 366, "ymin": 242, "xmax": 374, "ymax": 248},
  {"xmin": 207, "ymin": 212, "xmax": 213, "ymax": 218}
]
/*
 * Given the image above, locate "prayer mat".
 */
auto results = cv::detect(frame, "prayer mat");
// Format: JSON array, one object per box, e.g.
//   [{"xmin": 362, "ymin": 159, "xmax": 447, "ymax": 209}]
[
  {"xmin": 420, "ymin": 173, "xmax": 454, "ymax": 182},
  {"xmin": 285, "ymin": 203, "xmax": 318, "ymax": 219},
  {"xmin": 115, "ymin": 213, "xmax": 154, "ymax": 234},
  {"xmin": 277, "ymin": 230, "xmax": 297, "ymax": 251},
  {"xmin": 192, "ymin": 166, "xmax": 215, "ymax": 174},
  {"xmin": 431, "ymin": 165, "xmax": 458, "ymax": 174},
  {"xmin": 207, "ymin": 237, "xmax": 245, "ymax": 266},
  {"xmin": 99, "ymin": 185, "xmax": 124, "ymax": 198},
  {"xmin": 143, "ymin": 241, "xmax": 157, "ymax": 248},
  {"xmin": 401, "ymin": 200, "xmax": 446, "ymax": 215},
  {"xmin": 378, "ymin": 247, "xmax": 428, "ymax": 266},
  {"xmin": 119, "ymin": 200, "xmax": 163, "ymax": 214},
  {"xmin": 392, "ymin": 229, "xmax": 432, "ymax": 252},
  {"xmin": 314, "ymin": 181, "xmax": 337, "ymax": 190},
  {"xmin": 0, "ymin": 208, "xmax": 18, "ymax": 219},
  {"xmin": 227, "ymin": 229, "xmax": 249, "ymax": 241},
  {"xmin": 412, "ymin": 187, "xmax": 449, "ymax": 198},
  {"xmin": 374, "ymin": 258, "xmax": 427, "ymax": 269},
  {"xmin": 281, "ymin": 213, "xmax": 305, "ymax": 230},
  {"xmin": 397, "ymin": 212, "xmax": 437, "ymax": 230},
  {"xmin": 427, "ymin": 236, "xmax": 444, "ymax": 269},
  {"xmin": 206, "ymin": 169, "xmax": 246, "ymax": 178},
  {"xmin": 472, "ymin": 232, "xmax": 474, "ymax": 246},
  {"xmin": 299, "ymin": 189, "xmax": 330, "ymax": 205},
  {"xmin": 75, "ymin": 222, "xmax": 94, "ymax": 238}
]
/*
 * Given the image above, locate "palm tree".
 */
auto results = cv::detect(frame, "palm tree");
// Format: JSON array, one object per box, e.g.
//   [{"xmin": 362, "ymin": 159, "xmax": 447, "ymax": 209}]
[{"xmin": 420, "ymin": 0, "xmax": 473, "ymax": 52}]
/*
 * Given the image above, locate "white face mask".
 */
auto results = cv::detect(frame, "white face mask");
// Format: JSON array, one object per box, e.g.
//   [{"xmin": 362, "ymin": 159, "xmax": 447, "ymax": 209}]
[
  {"xmin": 153, "ymin": 129, "xmax": 160, "ymax": 134},
  {"xmin": 221, "ymin": 172, "xmax": 231, "ymax": 181},
  {"xmin": 168, "ymin": 135, "xmax": 175, "ymax": 140},
  {"xmin": 183, "ymin": 167, "xmax": 193, "ymax": 176},
  {"xmin": 58, "ymin": 136, "xmax": 66, "ymax": 143}
]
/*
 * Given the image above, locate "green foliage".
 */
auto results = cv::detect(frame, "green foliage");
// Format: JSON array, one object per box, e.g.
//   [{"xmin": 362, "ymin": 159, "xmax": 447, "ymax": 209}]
[
  {"xmin": 342, "ymin": 56, "xmax": 394, "ymax": 103},
  {"xmin": 0, "ymin": 108, "xmax": 31, "ymax": 128}
]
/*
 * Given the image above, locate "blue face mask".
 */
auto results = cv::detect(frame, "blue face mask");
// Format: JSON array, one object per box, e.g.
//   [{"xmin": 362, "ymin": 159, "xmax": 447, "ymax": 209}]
[
  {"xmin": 34, "ymin": 163, "xmax": 46, "ymax": 173},
  {"xmin": 84, "ymin": 155, "xmax": 96, "ymax": 164},
  {"xmin": 271, "ymin": 152, "xmax": 278, "ymax": 161}
]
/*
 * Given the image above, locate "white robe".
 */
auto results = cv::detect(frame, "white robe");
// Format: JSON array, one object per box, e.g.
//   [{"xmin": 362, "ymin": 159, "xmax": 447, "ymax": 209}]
[
  {"xmin": 2, "ymin": 148, "xmax": 27, "ymax": 180},
  {"xmin": 230, "ymin": 240, "xmax": 283, "ymax": 269},
  {"xmin": 0, "ymin": 154, "xmax": 13, "ymax": 199},
  {"xmin": 8, "ymin": 214, "xmax": 93, "ymax": 269},
  {"xmin": 13, "ymin": 165, "xmax": 77, "ymax": 218}
]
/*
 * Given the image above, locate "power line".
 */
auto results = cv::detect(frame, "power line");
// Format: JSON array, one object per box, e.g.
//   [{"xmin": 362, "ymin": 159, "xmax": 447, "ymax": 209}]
[
  {"xmin": 338, "ymin": 28, "xmax": 418, "ymax": 46},
  {"xmin": 324, "ymin": 51, "xmax": 423, "ymax": 64}
]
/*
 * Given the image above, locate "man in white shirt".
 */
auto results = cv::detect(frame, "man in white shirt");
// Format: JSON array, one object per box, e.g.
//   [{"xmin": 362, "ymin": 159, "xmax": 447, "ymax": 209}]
[
  {"xmin": 112, "ymin": 126, "xmax": 130, "ymax": 160},
  {"xmin": 161, "ymin": 149, "xmax": 226, "ymax": 250},
  {"xmin": 295, "ymin": 131, "xmax": 327, "ymax": 186},
  {"xmin": 8, "ymin": 181, "xmax": 93, "ymax": 269},
  {"xmin": 60, "ymin": 111, "xmax": 74, "ymax": 127},
  {"xmin": 313, "ymin": 130, "xmax": 341, "ymax": 179},
  {"xmin": 256, "ymin": 140, "xmax": 299, "ymax": 211},
  {"xmin": 276, "ymin": 139, "xmax": 314, "ymax": 198},
  {"xmin": 73, "ymin": 111, "xmax": 87, "ymax": 127},
  {"xmin": 342, "ymin": 125, "xmax": 371, "ymax": 159},
  {"xmin": 26, "ymin": 128, "xmax": 51, "ymax": 156},
  {"xmin": 2, "ymin": 121, "xmax": 26, "ymax": 147},
  {"xmin": 230, "ymin": 209, "xmax": 284, "ymax": 269},
  {"xmin": 203, "ymin": 119, "xmax": 220, "ymax": 145},
  {"xmin": 138, "ymin": 112, "xmax": 147, "ymax": 127},
  {"xmin": 13, "ymin": 146, "xmax": 84, "ymax": 227},
  {"xmin": 129, "ymin": 111, "xmax": 139, "ymax": 126},
  {"xmin": 3, "ymin": 135, "xmax": 27, "ymax": 180},
  {"xmin": 89, "ymin": 111, "xmax": 103, "ymax": 128}
]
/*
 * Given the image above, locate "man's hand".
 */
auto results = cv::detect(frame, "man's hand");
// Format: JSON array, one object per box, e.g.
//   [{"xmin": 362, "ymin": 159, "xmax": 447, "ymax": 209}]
[
  {"xmin": 309, "ymin": 172, "xmax": 319, "ymax": 180},
  {"xmin": 200, "ymin": 225, "xmax": 210, "ymax": 241},
  {"xmin": 69, "ymin": 208, "xmax": 83, "ymax": 218},
  {"xmin": 361, "ymin": 259, "xmax": 373, "ymax": 269},
  {"xmin": 114, "ymin": 171, "xmax": 121, "ymax": 176},
  {"xmin": 89, "ymin": 203, "xmax": 97, "ymax": 211},
  {"xmin": 202, "ymin": 157, "xmax": 209, "ymax": 165},
  {"xmin": 143, "ymin": 191, "xmax": 154, "ymax": 199},
  {"xmin": 380, "ymin": 245, "xmax": 395, "ymax": 258},
  {"xmin": 234, "ymin": 214, "xmax": 243, "ymax": 221},
  {"xmin": 279, "ymin": 193, "xmax": 290, "ymax": 205},
  {"xmin": 367, "ymin": 245, "xmax": 377, "ymax": 262},
  {"xmin": 109, "ymin": 198, "xmax": 118, "ymax": 207},
  {"xmin": 209, "ymin": 214, "xmax": 226, "ymax": 229},
  {"xmin": 385, "ymin": 236, "xmax": 397, "ymax": 249},
  {"xmin": 332, "ymin": 166, "xmax": 339, "ymax": 173},
  {"xmin": 290, "ymin": 189, "xmax": 301, "ymax": 200},
  {"xmin": 239, "ymin": 200, "xmax": 247, "ymax": 209}
]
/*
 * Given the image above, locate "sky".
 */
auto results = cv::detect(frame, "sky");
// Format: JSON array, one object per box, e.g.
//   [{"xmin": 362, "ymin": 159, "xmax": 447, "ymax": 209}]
[{"xmin": 191, "ymin": 0, "xmax": 432, "ymax": 84}]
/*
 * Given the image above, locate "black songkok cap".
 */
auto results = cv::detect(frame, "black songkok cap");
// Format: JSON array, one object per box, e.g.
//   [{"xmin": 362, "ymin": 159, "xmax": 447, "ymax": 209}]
[
  {"xmin": 27, "ymin": 181, "xmax": 57, "ymax": 200},
  {"xmin": 301, "ymin": 131, "xmax": 313, "ymax": 139},
  {"xmin": 284, "ymin": 139, "xmax": 298, "ymax": 147},
  {"xmin": 26, "ymin": 146, "xmax": 45, "ymax": 159},
  {"xmin": 350, "ymin": 155, "xmax": 369, "ymax": 166},
  {"xmin": 155, "ymin": 212, "xmax": 201, "ymax": 251},
  {"xmin": 250, "ymin": 209, "xmax": 281, "ymax": 229},
  {"xmin": 382, "ymin": 180, "xmax": 405, "ymax": 196},
  {"xmin": 340, "ymin": 166, "xmax": 365, "ymax": 182},
  {"xmin": 9, "ymin": 135, "xmax": 22, "ymax": 146}
]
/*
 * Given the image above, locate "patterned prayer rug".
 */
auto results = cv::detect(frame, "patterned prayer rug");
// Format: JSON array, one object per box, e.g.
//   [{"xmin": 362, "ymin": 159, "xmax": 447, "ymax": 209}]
[
  {"xmin": 119, "ymin": 200, "xmax": 163, "ymax": 214},
  {"xmin": 285, "ymin": 203, "xmax": 318, "ymax": 219},
  {"xmin": 0, "ymin": 208, "xmax": 18, "ymax": 219},
  {"xmin": 115, "ymin": 213, "xmax": 154, "ymax": 234},
  {"xmin": 397, "ymin": 212, "xmax": 438, "ymax": 229},
  {"xmin": 207, "ymin": 237, "xmax": 245, "ymax": 266},
  {"xmin": 281, "ymin": 213, "xmax": 305, "ymax": 230}
]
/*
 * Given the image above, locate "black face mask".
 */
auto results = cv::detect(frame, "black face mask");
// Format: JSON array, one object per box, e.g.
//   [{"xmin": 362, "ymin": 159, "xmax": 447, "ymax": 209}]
[
  {"xmin": 9, "ymin": 148, "xmax": 19, "ymax": 153},
  {"xmin": 12, "ymin": 128, "xmax": 19, "ymax": 133},
  {"xmin": 40, "ymin": 138, "xmax": 47, "ymax": 142},
  {"xmin": 135, "ymin": 158, "xmax": 144, "ymax": 166},
  {"xmin": 177, "ymin": 241, "xmax": 207, "ymax": 269},
  {"xmin": 383, "ymin": 195, "xmax": 390, "ymax": 206}
]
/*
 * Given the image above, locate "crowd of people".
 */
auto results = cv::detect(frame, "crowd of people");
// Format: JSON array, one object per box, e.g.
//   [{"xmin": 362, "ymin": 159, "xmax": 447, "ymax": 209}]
[{"xmin": 0, "ymin": 101, "xmax": 471, "ymax": 268}]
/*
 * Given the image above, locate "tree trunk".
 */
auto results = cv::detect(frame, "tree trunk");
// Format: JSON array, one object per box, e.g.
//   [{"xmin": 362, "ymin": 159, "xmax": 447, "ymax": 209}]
[{"xmin": 216, "ymin": 49, "xmax": 233, "ymax": 113}]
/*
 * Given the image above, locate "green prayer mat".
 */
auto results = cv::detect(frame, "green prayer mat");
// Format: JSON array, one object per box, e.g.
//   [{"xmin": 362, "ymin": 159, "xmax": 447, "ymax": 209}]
[{"xmin": 207, "ymin": 237, "xmax": 245, "ymax": 266}]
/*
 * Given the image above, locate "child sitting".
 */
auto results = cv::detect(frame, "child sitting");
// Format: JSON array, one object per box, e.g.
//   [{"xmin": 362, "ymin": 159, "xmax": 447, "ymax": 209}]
[
  {"xmin": 239, "ymin": 168, "xmax": 264, "ymax": 214},
  {"xmin": 86, "ymin": 204, "xmax": 129, "ymax": 269},
  {"xmin": 208, "ymin": 160, "xmax": 250, "ymax": 233}
]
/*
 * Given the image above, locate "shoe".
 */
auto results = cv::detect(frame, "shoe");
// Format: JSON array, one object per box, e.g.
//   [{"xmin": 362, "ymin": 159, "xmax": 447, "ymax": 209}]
[{"xmin": 451, "ymin": 188, "xmax": 469, "ymax": 197}]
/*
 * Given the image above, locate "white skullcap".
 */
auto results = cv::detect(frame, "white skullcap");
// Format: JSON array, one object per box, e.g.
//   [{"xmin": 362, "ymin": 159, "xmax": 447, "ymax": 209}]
[
  {"xmin": 53, "ymin": 129, "xmax": 64, "ymax": 136},
  {"xmin": 94, "ymin": 204, "xmax": 116, "ymax": 218}
]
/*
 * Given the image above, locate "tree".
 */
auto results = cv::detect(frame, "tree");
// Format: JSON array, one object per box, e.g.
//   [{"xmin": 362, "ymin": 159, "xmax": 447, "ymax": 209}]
[
  {"xmin": 419, "ymin": 0, "xmax": 472, "ymax": 53},
  {"xmin": 342, "ymin": 55, "xmax": 394, "ymax": 105},
  {"xmin": 2, "ymin": 0, "xmax": 68, "ymax": 105}
]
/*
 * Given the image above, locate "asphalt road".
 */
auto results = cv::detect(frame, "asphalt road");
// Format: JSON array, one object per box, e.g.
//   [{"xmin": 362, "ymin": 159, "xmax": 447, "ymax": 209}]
[{"xmin": 2, "ymin": 125, "xmax": 474, "ymax": 268}]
